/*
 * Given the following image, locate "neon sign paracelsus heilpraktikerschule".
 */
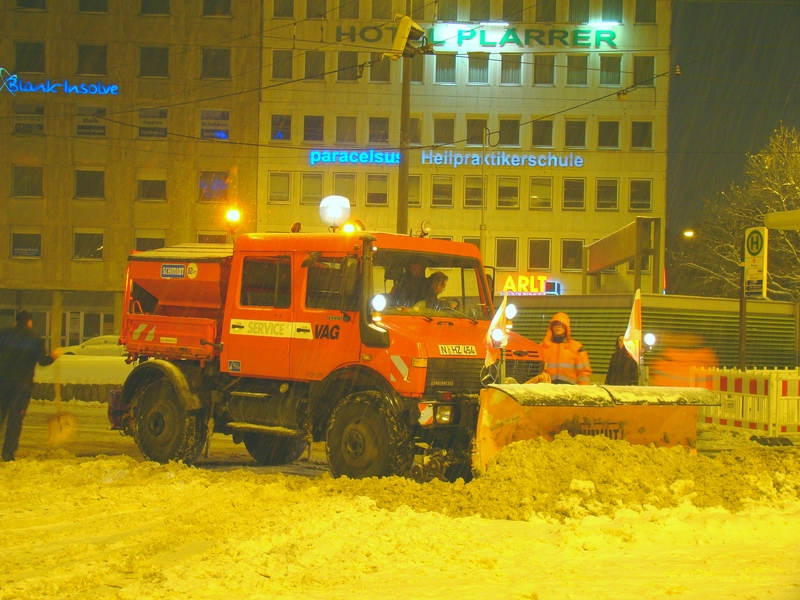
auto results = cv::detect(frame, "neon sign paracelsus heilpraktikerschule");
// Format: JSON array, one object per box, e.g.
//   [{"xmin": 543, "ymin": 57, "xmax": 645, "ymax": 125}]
[{"xmin": 0, "ymin": 68, "xmax": 120, "ymax": 96}]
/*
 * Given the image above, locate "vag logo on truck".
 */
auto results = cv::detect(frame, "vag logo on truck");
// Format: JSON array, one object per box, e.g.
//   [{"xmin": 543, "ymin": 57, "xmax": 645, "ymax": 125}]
[
  {"xmin": 160, "ymin": 264, "xmax": 185, "ymax": 279},
  {"xmin": 315, "ymin": 324, "xmax": 340, "ymax": 339}
]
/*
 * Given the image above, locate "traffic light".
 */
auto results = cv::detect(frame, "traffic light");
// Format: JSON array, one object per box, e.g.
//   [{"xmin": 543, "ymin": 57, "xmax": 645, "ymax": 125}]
[{"xmin": 384, "ymin": 15, "xmax": 426, "ymax": 61}]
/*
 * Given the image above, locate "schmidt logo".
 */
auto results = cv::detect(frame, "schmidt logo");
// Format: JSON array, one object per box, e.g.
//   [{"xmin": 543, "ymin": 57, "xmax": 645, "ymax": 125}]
[{"xmin": 160, "ymin": 264, "xmax": 186, "ymax": 279}]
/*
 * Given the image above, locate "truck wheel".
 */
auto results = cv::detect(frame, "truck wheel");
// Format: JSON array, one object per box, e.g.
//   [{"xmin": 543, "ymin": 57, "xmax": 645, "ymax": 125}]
[
  {"xmin": 326, "ymin": 391, "xmax": 414, "ymax": 479},
  {"xmin": 243, "ymin": 433, "xmax": 307, "ymax": 466},
  {"xmin": 136, "ymin": 378, "xmax": 207, "ymax": 464}
]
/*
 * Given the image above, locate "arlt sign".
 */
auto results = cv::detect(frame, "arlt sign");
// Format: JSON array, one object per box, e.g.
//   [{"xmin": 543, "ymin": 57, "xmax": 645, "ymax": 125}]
[
  {"xmin": 744, "ymin": 227, "xmax": 768, "ymax": 298},
  {"xmin": 500, "ymin": 273, "xmax": 550, "ymax": 295}
]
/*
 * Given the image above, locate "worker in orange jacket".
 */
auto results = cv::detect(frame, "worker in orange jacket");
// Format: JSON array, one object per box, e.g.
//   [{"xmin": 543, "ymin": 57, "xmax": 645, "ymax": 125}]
[{"xmin": 540, "ymin": 312, "xmax": 592, "ymax": 385}]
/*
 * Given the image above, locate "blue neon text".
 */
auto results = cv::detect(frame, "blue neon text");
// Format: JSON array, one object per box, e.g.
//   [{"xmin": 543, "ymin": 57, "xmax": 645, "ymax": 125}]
[
  {"xmin": 309, "ymin": 149, "xmax": 401, "ymax": 166},
  {"xmin": 0, "ymin": 69, "xmax": 120, "ymax": 96},
  {"xmin": 421, "ymin": 150, "xmax": 584, "ymax": 169}
]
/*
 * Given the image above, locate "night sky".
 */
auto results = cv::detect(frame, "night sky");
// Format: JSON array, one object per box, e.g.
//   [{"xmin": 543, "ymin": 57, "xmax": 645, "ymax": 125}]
[{"xmin": 668, "ymin": 0, "xmax": 800, "ymax": 236}]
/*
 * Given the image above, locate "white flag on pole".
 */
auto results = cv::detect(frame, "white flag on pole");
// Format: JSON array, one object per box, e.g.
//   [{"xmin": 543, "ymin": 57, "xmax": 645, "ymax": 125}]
[{"xmin": 624, "ymin": 289, "xmax": 642, "ymax": 364}]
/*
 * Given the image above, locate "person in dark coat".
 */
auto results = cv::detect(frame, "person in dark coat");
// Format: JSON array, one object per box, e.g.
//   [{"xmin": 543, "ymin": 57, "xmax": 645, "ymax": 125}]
[
  {"xmin": 0, "ymin": 311, "xmax": 62, "ymax": 461},
  {"xmin": 605, "ymin": 334, "xmax": 639, "ymax": 385}
]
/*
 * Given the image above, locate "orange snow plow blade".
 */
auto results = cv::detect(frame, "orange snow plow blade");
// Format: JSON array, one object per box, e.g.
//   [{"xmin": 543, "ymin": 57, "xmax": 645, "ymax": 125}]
[{"xmin": 473, "ymin": 383, "xmax": 719, "ymax": 472}]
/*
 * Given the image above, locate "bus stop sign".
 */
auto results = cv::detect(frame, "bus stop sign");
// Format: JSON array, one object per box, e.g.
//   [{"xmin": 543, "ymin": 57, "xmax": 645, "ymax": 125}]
[{"xmin": 744, "ymin": 227, "xmax": 768, "ymax": 298}]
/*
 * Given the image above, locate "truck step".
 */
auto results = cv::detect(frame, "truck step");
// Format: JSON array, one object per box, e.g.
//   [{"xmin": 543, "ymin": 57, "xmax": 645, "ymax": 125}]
[
  {"xmin": 225, "ymin": 422, "xmax": 303, "ymax": 437},
  {"xmin": 230, "ymin": 391, "xmax": 272, "ymax": 399}
]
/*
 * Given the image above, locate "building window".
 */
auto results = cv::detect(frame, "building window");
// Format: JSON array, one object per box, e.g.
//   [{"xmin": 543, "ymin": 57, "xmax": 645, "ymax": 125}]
[
  {"xmin": 497, "ymin": 177, "xmax": 519, "ymax": 209},
  {"xmin": 304, "ymin": 115, "xmax": 324, "ymax": 142},
  {"xmin": 438, "ymin": 0, "xmax": 457, "ymax": 20},
  {"xmin": 273, "ymin": 0, "xmax": 293, "ymax": 17},
  {"xmin": 369, "ymin": 117, "xmax": 389, "ymax": 143},
  {"xmin": 11, "ymin": 232, "xmax": 42, "ymax": 258},
  {"xmin": 464, "ymin": 175, "xmax": 484, "ymax": 208},
  {"xmin": 533, "ymin": 54, "xmax": 554, "ymax": 85},
  {"xmin": 200, "ymin": 109, "xmax": 229, "ymax": 140},
  {"xmin": 602, "ymin": 0, "xmax": 622, "ymax": 22},
  {"xmin": 366, "ymin": 174, "xmax": 388, "ymax": 206},
  {"xmin": 135, "ymin": 231, "xmax": 166, "ymax": 251},
  {"xmin": 306, "ymin": 0, "xmax": 325, "ymax": 18},
  {"xmin": 77, "ymin": 106, "xmax": 106, "ymax": 137},
  {"xmin": 138, "ymin": 108, "xmax": 168, "ymax": 138},
  {"xmin": 339, "ymin": 0, "xmax": 358, "ymax": 18},
  {"xmin": 596, "ymin": 179, "xmax": 618, "ymax": 210},
  {"xmin": 569, "ymin": 0, "xmax": 589, "ymax": 22},
  {"xmin": 139, "ymin": 46, "xmax": 169, "ymax": 77},
  {"xmin": 77, "ymin": 44, "xmax": 107, "ymax": 75},
  {"xmin": 431, "ymin": 175, "xmax": 454, "ymax": 207},
  {"xmin": 410, "ymin": 54, "xmax": 424, "ymax": 83},
  {"xmin": 203, "ymin": 0, "xmax": 231, "ymax": 15},
  {"xmin": 336, "ymin": 116, "xmax": 356, "ymax": 143},
  {"xmin": 338, "ymin": 51, "xmax": 359, "ymax": 81},
  {"xmin": 372, "ymin": 0, "xmax": 391, "ymax": 19},
  {"xmin": 15, "ymin": 41, "xmax": 46, "ymax": 73},
  {"xmin": 636, "ymin": 0, "xmax": 656, "ymax": 23},
  {"xmin": 500, "ymin": 54, "xmax": 521, "ymax": 84},
  {"xmin": 301, "ymin": 172, "xmax": 323, "ymax": 205},
  {"xmin": 468, "ymin": 53, "xmax": 489, "ymax": 84},
  {"xmin": 334, "ymin": 173, "xmax": 356, "ymax": 205},
  {"xmin": 633, "ymin": 56, "xmax": 655, "ymax": 86},
  {"xmin": 408, "ymin": 174, "xmax": 421, "ymax": 207},
  {"xmin": 566, "ymin": 55, "xmax": 588, "ymax": 86},
  {"xmin": 13, "ymin": 166, "xmax": 43, "ymax": 197},
  {"xmin": 272, "ymin": 50, "xmax": 293, "ymax": 79},
  {"xmin": 271, "ymin": 114, "xmax": 291, "ymax": 140},
  {"xmin": 503, "ymin": 0, "xmax": 523, "ymax": 22},
  {"xmin": 409, "ymin": 117, "xmax": 421, "ymax": 144},
  {"xmin": 529, "ymin": 177, "xmax": 552, "ymax": 209},
  {"xmin": 79, "ymin": 0, "xmax": 108, "ymax": 12},
  {"xmin": 565, "ymin": 120, "xmax": 586, "ymax": 148},
  {"xmin": 370, "ymin": 53, "xmax": 390, "ymax": 82},
  {"xmin": 563, "ymin": 178, "xmax": 585, "ymax": 210},
  {"xmin": 629, "ymin": 180, "xmax": 652, "ymax": 211},
  {"xmin": 535, "ymin": 0, "xmax": 555, "ymax": 22},
  {"xmin": 17, "ymin": 0, "xmax": 45, "ymax": 8},
  {"xmin": 269, "ymin": 172, "xmax": 290, "ymax": 203},
  {"xmin": 199, "ymin": 171, "xmax": 228, "ymax": 202},
  {"xmin": 528, "ymin": 239, "xmax": 550, "ymax": 270},
  {"xmin": 532, "ymin": 120, "xmax": 553, "ymax": 147},
  {"xmin": 561, "ymin": 239, "xmax": 583, "ymax": 271},
  {"xmin": 466, "ymin": 118, "xmax": 487, "ymax": 146},
  {"xmin": 600, "ymin": 55, "xmax": 621, "ymax": 86},
  {"xmin": 598, "ymin": 121, "xmax": 620, "ymax": 149},
  {"xmin": 201, "ymin": 48, "xmax": 231, "ymax": 79},
  {"xmin": 433, "ymin": 118, "xmax": 454, "ymax": 145},
  {"xmin": 137, "ymin": 178, "xmax": 167, "ymax": 200},
  {"xmin": 411, "ymin": 0, "xmax": 424, "ymax": 19},
  {"xmin": 14, "ymin": 103, "xmax": 44, "ymax": 135},
  {"xmin": 495, "ymin": 238, "xmax": 518, "ymax": 270},
  {"xmin": 141, "ymin": 0, "xmax": 169, "ymax": 14},
  {"xmin": 627, "ymin": 255, "xmax": 651, "ymax": 273},
  {"xmin": 305, "ymin": 51, "xmax": 326, "ymax": 80},
  {"xmin": 75, "ymin": 170, "xmax": 105, "ymax": 199},
  {"xmin": 632, "ymin": 121, "xmax": 653, "ymax": 149},
  {"xmin": 435, "ymin": 54, "xmax": 456, "ymax": 83},
  {"xmin": 74, "ymin": 231, "xmax": 104, "ymax": 260},
  {"xmin": 198, "ymin": 233, "xmax": 227, "ymax": 244},
  {"xmin": 470, "ymin": 0, "xmax": 489, "ymax": 21},
  {"xmin": 499, "ymin": 118, "xmax": 520, "ymax": 146}
]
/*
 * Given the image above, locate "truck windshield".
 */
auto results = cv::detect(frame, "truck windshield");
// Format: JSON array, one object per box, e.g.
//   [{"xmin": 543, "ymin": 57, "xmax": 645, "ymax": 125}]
[{"xmin": 371, "ymin": 250, "xmax": 493, "ymax": 320}]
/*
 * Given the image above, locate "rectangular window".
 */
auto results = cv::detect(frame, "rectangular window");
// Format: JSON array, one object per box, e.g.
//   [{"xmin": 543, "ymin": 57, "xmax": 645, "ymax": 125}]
[
  {"xmin": 306, "ymin": 258, "xmax": 360, "ymax": 310},
  {"xmin": 433, "ymin": 117, "xmax": 454, "ymax": 145},
  {"xmin": 272, "ymin": 50, "xmax": 293, "ymax": 79},
  {"xmin": 371, "ymin": 0, "xmax": 391, "ymax": 19},
  {"xmin": 79, "ymin": 0, "xmax": 108, "ymax": 12},
  {"xmin": 602, "ymin": 0, "xmax": 622, "ymax": 22},
  {"xmin": 529, "ymin": 177, "xmax": 552, "ymax": 209},
  {"xmin": 269, "ymin": 172, "xmax": 290, "ymax": 203},
  {"xmin": 627, "ymin": 255, "xmax": 651, "ymax": 273},
  {"xmin": 369, "ymin": 117, "xmax": 389, "ymax": 143},
  {"xmin": 528, "ymin": 239, "xmax": 550, "ymax": 270},
  {"xmin": 199, "ymin": 171, "xmax": 228, "ymax": 202},
  {"xmin": 77, "ymin": 106, "xmax": 106, "ymax": 137},
  {"xmin": 561, "ymin": 239, "xmax": 583, "ymax": 271},
  {"xmin": 301, "ymin": 172, "xmax": 323, "ymax": 205},
  {"xmin": 464, "ymin": 175, "xmax": 484, "ymax": 208},
  {"xmin": 338, "ymin": 51, "xmax": 359, "ymax": 81},
  {"xmin": 370, "ymin": 53, "xmax": 390, "ymax": 82},
  {"xmin": 431, "ymin": 175, "xmax": 454, "ymax": 207},
  {"xmin": 141, "ymin": 0, "xmax": 169, "ymax": 14},
  {"xmin": 563, "ymin": 178, "xmax": 585, "ymax": 210},
  {"xmin": 565, "ymin": 120, "xmax": 586, "ymax": 148},
  {"xmin": 566, "ymin": 55, "xmax": 588, "ymax": 86},
  {"xmin": 470, "ymin": 0, "xmax": 489, "ymax": 21},
  {"xmin": 532, "ymin": 120, "xmax": 553, "ymax": 147},
  {"xmin": 636, "ymin": 0, "xmax": 656, "ymax": 23},
  {"xmin": 438, "ymin": 0, "xmax": 457, "ymax": 20},
  {"xmin": 75, "ymin": 170, "xmax": 105, "ymax": 199},
  {"xmin": 496, "ymin": 238, "xmax": 518, "ymax": 270},
  {"xmin": 138, "ymin": 108, "xmax": 168, "ymax": 138},
  {"xmin": 596, "ymin": 179, "xmax": 618, "ymax": 210},
  {"xmin": 11, "ymin": 232, "xmax": 42, "ymax": 258},
  {"xmin": 600, "ymin": 55, "xmax": 621, "ymax": 86},
  {"xmin": 336, "ymin": 116, "xmax": 356, "ymax": 143},
  {"xmin": 632, "ymin": 121, "xmax": 653, "ymax": 149},
  {"xmin": 634, "ymin": 56, "xmax": 655, "ymax": 86},
  {"xmin": 339, "ymin": 0, "xmax": 358, "ymax": 18},
  {"xmin": 598, "ymin": 121, "xmax": 619, "ymax": 148},
  {"xmin": 74, "ymin": 231, "xmax": 104, "ymax": 260},
  {"xmin": 468, "ymin": 53, "xmax": 489, "ymax": 84},
  {"xmin": 408, "ymin": 174, "xmax": 421, "ymax": 207},
  {"xmin": 17, "ymin": 0, "xmax": 45, "ymax": 8},
  {"xmin": 499, "ymin": 118, "xmax": 520, "ymax": 146},
  {"xmin": 629, "ymin": 180, "xmax": 652, "ymax": 211},
  {"xmin": 533, "ymin": 54, "xmax": 554, "ymax": 85},
  {"xmin": 274, "ymin": 0, "xmax": 293, "ymax": 17},
  {"xmin": 139, "ymin": 46, "xmax": 169, "ymax": 77},
  {"xmin": 435, "ymin": 54, "xmax": 456, "ymax": 83},
  {"xmin": 271, "ymin": 114, "xmax": 291, "ymax": 141},
  {"xmin": 13, "ymin": 166, "xmax": 43, "ymax": 197},
  {"xmin": 304, "ymin": 115, "xmax": 324, "ymax": 141},
  {"xmin": 409, "ymin": 117, "xmax": 421, "ymax": 144},
  {"xmin": 77, "ymin": 44, "xmax": 107, "ymax": 75},
  {"xmin": 503, "ymin": 0, "xmax": 523, "ymax": 22},
  {"xmin": 241, "ymin": 257, "xmax": 292, "ymax": 308},
  {"xmin": 135, "ymin": 231, "xmax": 165, "ymax": 251},
  {"xmin": 497, "ymin": 176, "xmax": 520, "ymax": 209},
  {"xmin": 463, "ymin": 237, "xmax": 481, "ymax": 253},
  {"xmin": 200, "ymin": 109, "xmax": 229, "ymax": 140},
  {"xmin": 15, "ymin": 41, "xmax": 46, "ymax": 73},
  {"xmin": 410, "ymin": 54, "xmax": 424, "ymax": 82},
  {"xmin": 305, "ymin": 51, "xmax": 326, "ymax": 80},
  {"xmin": 202, "ymin": 48, "xmax": 231, "ymax": 78},
  {"xmin": 307, "ymin": 0, "xmax": 325, "ymax": 18},
  {"xmin": 411, "ymin": 0, "xmax": 424, "ymax": 19},
  {"xmin": 466, "ymin": 118, "xmax": 487, "ymax": 146},
  {"xmin": 14, "ymin": 103, "xmax": 44, "ymax": 135},
  {"xmin": 198, "ymin": 233, "xmax": 227, "ymax": 244},
  {"xmin": 137, "ymin": 176, "xmax": 167, "ymax": 200},
  {"xmin": 535, "ymin": 0, "xmax": 556, "ymax": 22},
  {"xmin": 366, "ymin": 173, "xmax": 388, "ymax": 206},
  {"xmin": 203, "ymin": 0, "xmax": 231, "ymax": 15},
  {"xmin": 334, "ymin": 172, "xmax": 356, "ymax": 205},
  {"xmin": 500, "ymin": 54, "xmax": 521, "ymax": 84},
  {"xmin": 569, "ymin": 0, "xmax": 589, "ymax": 22}
]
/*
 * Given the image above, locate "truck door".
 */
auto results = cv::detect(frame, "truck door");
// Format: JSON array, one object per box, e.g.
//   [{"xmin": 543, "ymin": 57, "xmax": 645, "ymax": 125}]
[
  {"xmin": 222, "ymin": 254, "xmax": 294, "ymax": 378},
  {"xmin": 291, "ymin": 255, "xmax": 361, "ymax": 381}
]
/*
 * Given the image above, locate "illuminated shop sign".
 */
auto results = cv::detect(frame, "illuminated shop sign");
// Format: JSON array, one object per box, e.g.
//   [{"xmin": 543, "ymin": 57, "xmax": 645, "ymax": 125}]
[
  {"xmin": 499, "ymin": 273, "xmax": 562, "ymax": 296},
  {"xmin": 0, "ymin": 67, "xmax": 120, "ymax": 95},
  {"xmin": 310, "ymin": 149, "xmax": 400, "ymax": 166},
  {"xmin": 422, "ymin": 150, "xmax": 584, "ymax": 169}
]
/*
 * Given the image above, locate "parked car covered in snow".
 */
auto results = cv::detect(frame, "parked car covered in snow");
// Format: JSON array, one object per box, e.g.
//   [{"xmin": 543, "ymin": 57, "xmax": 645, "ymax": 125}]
[{"xmin": 61, "ymin": 335, "xmax": 126, "ymax": 356}]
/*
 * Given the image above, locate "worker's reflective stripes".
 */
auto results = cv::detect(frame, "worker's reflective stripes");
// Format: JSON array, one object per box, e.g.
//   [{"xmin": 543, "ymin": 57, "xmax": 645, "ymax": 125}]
[
  {"xmin": 389, "ymin": 355, "xmax": 410, "ymax": 382},
  {"xmin": 131, "ymin": 324, "xmax": 156, "ymax": 341}
]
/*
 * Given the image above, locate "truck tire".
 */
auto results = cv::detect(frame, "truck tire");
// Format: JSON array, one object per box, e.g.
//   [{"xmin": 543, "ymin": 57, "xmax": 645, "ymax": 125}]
[
  {"xmin": 136, "ymin": 378, "xmax": 207, "ymax": 464},
  {"xmin": 243, "ymin": 433, "xmax": 307, "ymax": 466},
  {"xmin": 326, "ymin": 391, "xmax": 414, "ymax": 479}
]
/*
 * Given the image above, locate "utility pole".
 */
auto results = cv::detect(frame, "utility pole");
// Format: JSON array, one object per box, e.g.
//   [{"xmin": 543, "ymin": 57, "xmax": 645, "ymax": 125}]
[{"xmin": 397, "ymin": 54, "xmax": 410, "ymax": 235}]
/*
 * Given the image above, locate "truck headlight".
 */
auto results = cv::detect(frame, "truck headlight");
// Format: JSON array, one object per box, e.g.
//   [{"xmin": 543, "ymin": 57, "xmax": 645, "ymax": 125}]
[{"xmin": 435, "ymin": 405, "xmax": 452, "ymax": 424}]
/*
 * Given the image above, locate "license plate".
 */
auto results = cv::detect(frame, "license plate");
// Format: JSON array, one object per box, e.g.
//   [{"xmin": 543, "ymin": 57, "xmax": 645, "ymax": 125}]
[{"xmin": 438, "ymin": 345, "xmax": 477, "ymax": 356}]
